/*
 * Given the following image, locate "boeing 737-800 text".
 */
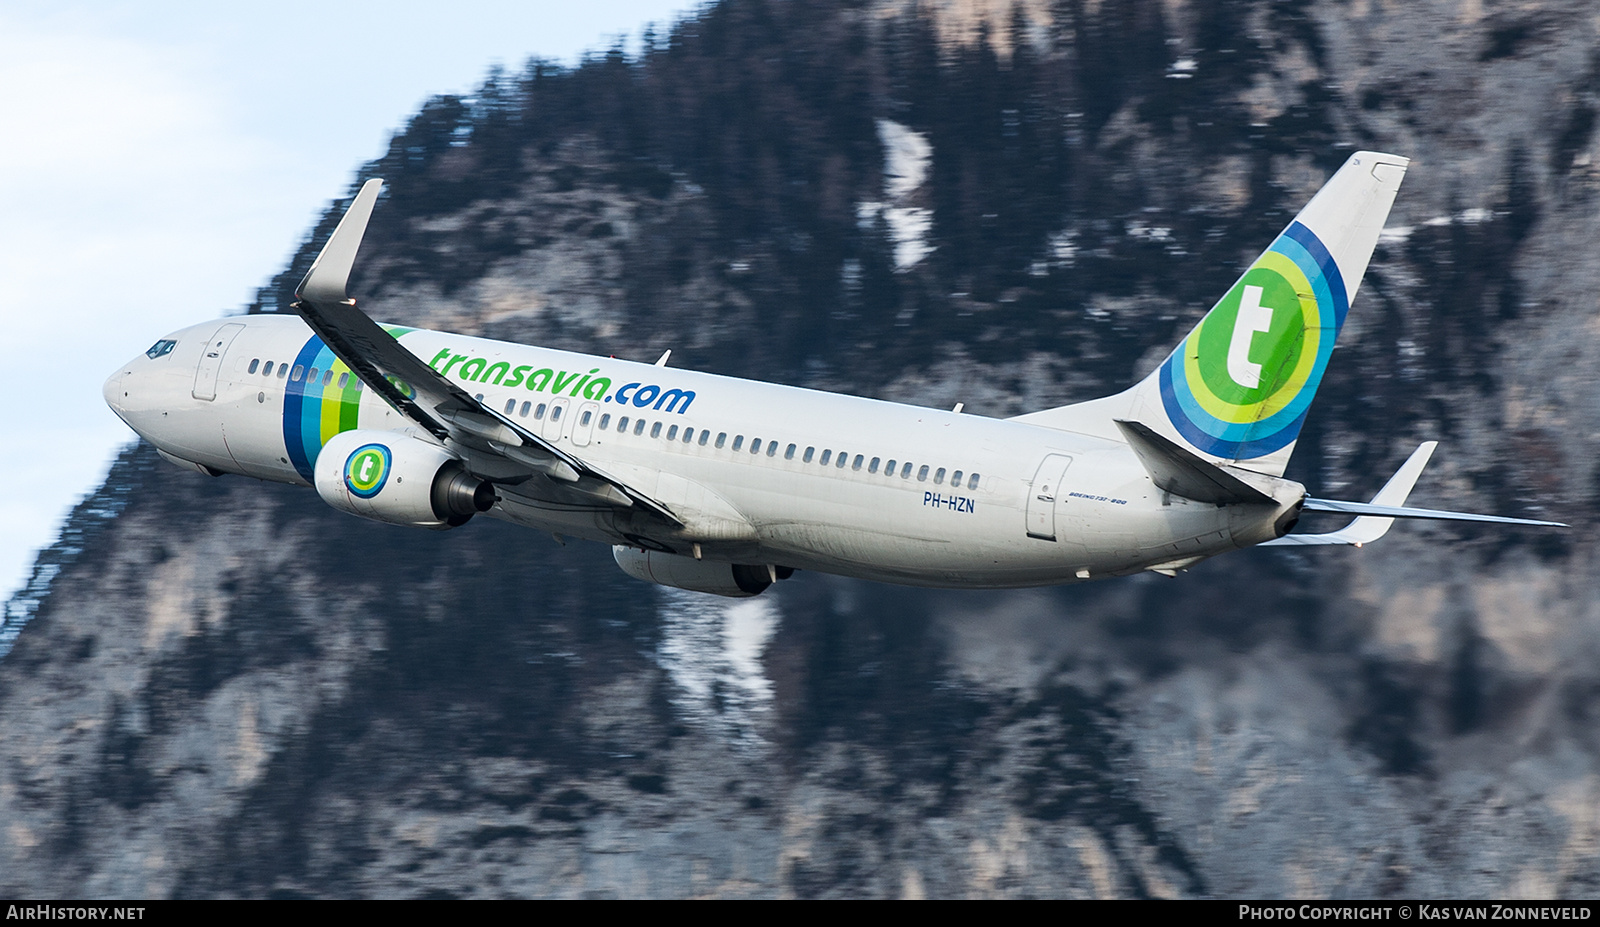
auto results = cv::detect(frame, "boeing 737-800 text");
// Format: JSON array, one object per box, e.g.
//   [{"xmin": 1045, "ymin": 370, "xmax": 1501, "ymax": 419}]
[{"xmin": 104, "ymin": 151, "xmax": 1563, "ymax": 597}]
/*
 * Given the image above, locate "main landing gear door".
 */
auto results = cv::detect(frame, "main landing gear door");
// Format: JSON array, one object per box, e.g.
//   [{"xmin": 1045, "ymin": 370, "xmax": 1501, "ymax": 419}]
[{"xmin": 1026, "ymin": 454, "xmax": 1073, "ymax": 541}]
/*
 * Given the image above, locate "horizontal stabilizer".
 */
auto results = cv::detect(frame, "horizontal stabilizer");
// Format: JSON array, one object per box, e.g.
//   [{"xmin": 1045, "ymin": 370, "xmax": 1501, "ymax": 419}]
[
  {"xmin": 1115, "ymin": 420, "xmax": 1276, "ymax": 505},
  {"xmin": 1263, "ymin": 442, "xmax": 1566, "ymax": 548},
  {"xmin": 1263, "ymin": 441, "xmax": 1434, "ymax": 546},
  {"xmin": 1301, "ymin": 498, "xmax": 1566, "ymax": 527}
]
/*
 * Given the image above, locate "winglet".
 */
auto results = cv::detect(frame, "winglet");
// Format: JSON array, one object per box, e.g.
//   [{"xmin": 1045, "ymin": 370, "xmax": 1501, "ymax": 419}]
[{"xmin": 296, "ymin": 178, "xmax": 384, "ymax": 305}]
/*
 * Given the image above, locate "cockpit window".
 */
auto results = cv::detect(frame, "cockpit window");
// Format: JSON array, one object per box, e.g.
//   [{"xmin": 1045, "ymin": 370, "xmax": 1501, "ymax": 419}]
[{"xmin": 145, "ymin": 339, "xmax": 177, "ymax": 360}]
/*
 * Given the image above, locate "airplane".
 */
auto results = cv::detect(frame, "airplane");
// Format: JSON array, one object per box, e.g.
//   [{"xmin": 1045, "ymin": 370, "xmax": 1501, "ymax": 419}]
[{"xmin": 103, "ymin": 150, "xmax": 1564, "ymax": 597}]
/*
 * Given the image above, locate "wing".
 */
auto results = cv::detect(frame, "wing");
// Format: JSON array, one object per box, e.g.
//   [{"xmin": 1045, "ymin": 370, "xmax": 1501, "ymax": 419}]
[
  {"xmin": 291, "ymin": 178, "xmax": 680, "ymax": 528},
  {"xmin": 1263, "ymin": 441, "xmax": 1566, "ymax": 547}
]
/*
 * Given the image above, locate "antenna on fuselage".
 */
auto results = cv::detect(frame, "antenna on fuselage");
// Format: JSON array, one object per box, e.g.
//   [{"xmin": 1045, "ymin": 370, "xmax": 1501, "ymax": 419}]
[
  {"xmin": 952, "ymin": 402, "xmax": 964, "ymax": 414},
  {"xmin": 654, "ymin": 350, "xmax": 671, "ymax": 367}
]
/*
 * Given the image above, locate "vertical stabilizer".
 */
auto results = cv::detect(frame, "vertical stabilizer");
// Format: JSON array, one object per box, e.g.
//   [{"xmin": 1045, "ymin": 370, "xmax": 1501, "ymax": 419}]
[{"xmin": 1014, "ymin": 151, "xmax": 1408, "ymax": 477}]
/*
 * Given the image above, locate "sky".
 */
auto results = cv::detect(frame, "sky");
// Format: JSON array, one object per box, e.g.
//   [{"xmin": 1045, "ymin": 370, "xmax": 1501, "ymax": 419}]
[{"xmin": 0, "ymin": 0, "xmax": 709, "ymax": 602}]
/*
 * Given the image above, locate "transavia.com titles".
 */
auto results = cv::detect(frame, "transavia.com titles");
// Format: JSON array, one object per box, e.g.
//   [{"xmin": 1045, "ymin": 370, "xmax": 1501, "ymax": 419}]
[{"xmin": 1240, "ymin": 907, "xmax": 1592, "ymax": 921}]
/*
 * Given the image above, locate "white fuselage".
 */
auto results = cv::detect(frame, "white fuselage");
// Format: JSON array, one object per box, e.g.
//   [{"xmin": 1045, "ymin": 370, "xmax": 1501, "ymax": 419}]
[{"xmin": 105, "ymin": 315, "xmax": 1292, "ymax": 588}]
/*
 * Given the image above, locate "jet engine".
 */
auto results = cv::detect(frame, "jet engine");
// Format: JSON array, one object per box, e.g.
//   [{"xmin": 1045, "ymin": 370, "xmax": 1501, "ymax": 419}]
[
  {"xmin": 613, "ymin": 547, "xmax": 788, "ymax": 598},
  {"xmin": 313, "ymin": 430, "xmax": 495, "ymax": 529}
]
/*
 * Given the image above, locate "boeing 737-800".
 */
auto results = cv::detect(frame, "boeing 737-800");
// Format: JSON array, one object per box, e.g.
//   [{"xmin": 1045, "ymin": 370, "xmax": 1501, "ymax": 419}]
[{"xmin": 103, "ymin": 151, "xmax": 1563, "ymax": 597}]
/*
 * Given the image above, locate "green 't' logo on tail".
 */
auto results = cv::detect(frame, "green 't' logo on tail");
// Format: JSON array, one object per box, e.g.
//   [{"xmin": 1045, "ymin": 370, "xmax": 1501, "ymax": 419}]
[{"xmin": 1158, "ymin": 220, "xmax": 1347, "ymax": 460}]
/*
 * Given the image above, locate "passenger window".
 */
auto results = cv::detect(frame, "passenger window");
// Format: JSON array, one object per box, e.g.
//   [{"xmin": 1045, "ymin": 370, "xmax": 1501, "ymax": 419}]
[
  {"xmin": 852, "ymin": 455, "xmax": 863, "ymax": 471},
  {"xmin": 278, "ymin": 364, "xmax": 288, "ymax": 379},
  {"xmin": 581, "ymin": 410, "xmax": 593, "ymax": 426},
  {"xmin": 535, "ymin": 403, "xmax": 548, "ymax": 419},
  {"xmin": 968, "ymin": 473, "xmax": 981, "ymax": 490},
  {"xmin": 634, "ymin": 419, "xmax": 646, "ymax": 435},
  {"xmin": 248, "ymin": 359, "xmax": 260, "ymax": 374},
  {"xmin": 698, "ymin": 431, "xmax": 709, "ymax": 446},
  {"xmin": 521, "ymin": 401, "xmax": 531, "ymax": 417},
  {"xmin": 353, "ymin": 378, "xmax": 362, "ymax": 392},
  {"xmin": 820, "ymin": 450, "xmax": 832, "ymax": 466},
  {"xmin": 836, "ymin": 453, "xmax": 848, "ymax": 469},
  {"xmin": 885, "ymin": 458, "xmax": 896, "ymax": 475},
  {"xmin": 952, "ymin": 470, "xmax": 963, "ymax": 486},
  {"xmin": 732, "ymin": 436, "xmax": 744, "ymax": 451},
  {"xmin": 291, "ymin": 365, "xmax": 304, "ymax": 381},
  {"xmin": 901, "ymin": 462, "xmax": 912, "ymax": 478},
  {"xmin": 475, "ymin": 393, "xmax": 484, "ymax": 402},
  {"xmin": 917, "ymin": 465, "xmax": 929, "ymax": 481},
  {"xmin": 618, "ymin": 415, "xmax": 629, "ymax": 432},
  {"xmin": 716, "ymin": 432, "xmax": 727, "ymax": 448},
  {"xmin": 308, "ymin": 367, "xmax": 319, "ymax": 382},
  {"xmin": 338, "ymin": 372, "xmax": 349, "ymax": 389},
  {"xmin": 263, "ymin": 361, "xmax": 274, "ymax": 376},
  {"xmin": 667, "ymin": 424, "xmax": 678, "ymax": 440},
  {"xmin": 804, "ymin": 447, "xmax": 815, "ymax": 463},
  {"xmin": 550, "ymin": 404, "xmax": 562, "ymax": 422},
  {"xmin": 683, "ymin": 427, "xmax": 694, "ymax": 443},
  {"xmin": 869, "ymin": 457, "xmax": 880, "ymax": 474},
  {"xmin": 504, "ymin": 398, "xmax": 516, "ymax": 414},
  {"xmin": 599, "ymin": 413, "xmax": 611, "ymax": 429},
  {"xmin": 750, "ymin": 439, "xmax": 761, "ymax": 454},
  {"xmin": 785, "ymin": 444, "xmax": 796, "ymax": 460},
  {"xmin": 934, "ymin": 468, "xmax": 945, "ymax": 484},
  {"xmin": 651, "ymin": 422, "xmax": 662, "ymax": 438}
]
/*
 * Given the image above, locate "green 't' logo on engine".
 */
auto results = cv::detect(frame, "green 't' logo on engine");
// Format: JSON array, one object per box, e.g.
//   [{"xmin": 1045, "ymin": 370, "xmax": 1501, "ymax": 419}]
[{"xmin": 344, "ymin": 444, "xmax": 392, "ymax": 499}]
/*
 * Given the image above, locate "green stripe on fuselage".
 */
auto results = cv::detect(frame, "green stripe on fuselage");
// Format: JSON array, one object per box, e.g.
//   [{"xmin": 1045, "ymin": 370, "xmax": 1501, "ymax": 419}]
[{"xmin": 319, "ymin": 360, "xmax": 363, "ymax": 445}]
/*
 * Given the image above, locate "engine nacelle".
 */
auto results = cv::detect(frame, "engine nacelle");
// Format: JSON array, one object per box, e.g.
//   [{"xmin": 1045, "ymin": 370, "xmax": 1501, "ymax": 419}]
[
  {"xmin": 613, "ymin": 547, "xmax": 782, "ymax": 598},
  {"xmin": 314, "ymin": 430, "xmax": 495, "ymax": 529}
]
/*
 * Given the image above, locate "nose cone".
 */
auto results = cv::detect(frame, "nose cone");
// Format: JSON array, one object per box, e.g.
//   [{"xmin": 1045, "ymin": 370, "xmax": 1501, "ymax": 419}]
[{"xmin": 103, "ymin": 367, "xmax": 128, "ymax": 420}]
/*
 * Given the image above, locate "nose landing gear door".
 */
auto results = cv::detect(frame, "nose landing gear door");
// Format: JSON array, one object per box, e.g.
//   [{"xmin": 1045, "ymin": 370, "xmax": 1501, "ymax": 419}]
[
  {"xmin": 1025, "ymin": 454, "xmax": 1074, "ymax": 541},
  {"xmin": 192, "ymin": 323, "xmax": 245, "ymax": 401}
]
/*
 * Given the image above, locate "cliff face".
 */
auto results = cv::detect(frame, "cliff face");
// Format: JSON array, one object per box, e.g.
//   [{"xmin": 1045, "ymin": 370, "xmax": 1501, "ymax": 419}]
[{"xmin": 4, "ymin": 0, "xmax": 1599, "ymax": 898}]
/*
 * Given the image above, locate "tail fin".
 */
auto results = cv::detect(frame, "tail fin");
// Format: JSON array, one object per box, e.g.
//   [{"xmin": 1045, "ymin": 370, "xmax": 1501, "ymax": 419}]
[{"xmin": 1014, "ymin": 151, "xmax": 1409, "ymax": 477}]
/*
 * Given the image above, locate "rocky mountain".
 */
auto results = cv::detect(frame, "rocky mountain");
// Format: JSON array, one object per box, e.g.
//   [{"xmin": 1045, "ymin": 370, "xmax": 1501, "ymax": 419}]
[{"xmin": 3, "ymin": 0, "xmax": 1598, "ymax": 897}]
